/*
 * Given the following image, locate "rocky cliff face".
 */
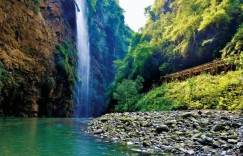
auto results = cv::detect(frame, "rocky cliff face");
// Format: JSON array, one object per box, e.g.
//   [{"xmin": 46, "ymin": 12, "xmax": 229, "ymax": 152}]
[
  {"xmin": 0, "ymin": 0, "xmax": 76, "ymax": 117},
  {"xmin": 86, "ymin": 0, "xmax": 132, "ymax": 117},
  {"xmin": 0, "ymin": 0, "xmax": 132, "ymax": 117}
]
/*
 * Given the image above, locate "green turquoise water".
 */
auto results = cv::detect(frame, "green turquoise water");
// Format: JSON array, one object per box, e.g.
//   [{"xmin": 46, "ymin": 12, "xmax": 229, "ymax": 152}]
[{"xmin": 0, "ymin": 118, "xmax": 135, "ymax": 156}]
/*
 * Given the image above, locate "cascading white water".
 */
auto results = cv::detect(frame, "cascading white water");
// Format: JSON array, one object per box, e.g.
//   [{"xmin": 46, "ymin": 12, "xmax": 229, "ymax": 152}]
[{"xmin": 75, "ymin": 0, "xmax": 90, "ymax": 117}]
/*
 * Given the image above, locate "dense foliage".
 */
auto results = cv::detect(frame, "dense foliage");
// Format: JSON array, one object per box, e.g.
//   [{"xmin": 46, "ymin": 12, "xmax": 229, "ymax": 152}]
[
  {"xmin": 108, "ymin": 0, "xmax": 243, "ymax": 112},
  {"xmin": 112, "ymin": 70, "xmax": 243, "ymax": 112},
  {"xmin": 113, "ymin": 76, "xmax": 143, "ymax": 112},
  {"xmin": 136, "ymin": 70, "xmax": 243, "ymax": 111},
  {"xmin": 55, "ymin": 41, "xmax": 77, "ymax": 85},
  {"xmin": 222, "ymin": 24, "xmax": 243, "ymax": 68}
]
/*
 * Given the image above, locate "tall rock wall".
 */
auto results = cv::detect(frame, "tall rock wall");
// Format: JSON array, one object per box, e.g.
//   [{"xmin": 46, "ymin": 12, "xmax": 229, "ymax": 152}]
[
  {"xmin": 0, "ymin": 0, "xmax": 76, "ymax": 117},
  {"xmin": 86, "ymin": 0, "xmax": 132, "ymax": 116},
  {"xmin": 0, "ymin": 0, "xmax": 132, "ymax": 117}
]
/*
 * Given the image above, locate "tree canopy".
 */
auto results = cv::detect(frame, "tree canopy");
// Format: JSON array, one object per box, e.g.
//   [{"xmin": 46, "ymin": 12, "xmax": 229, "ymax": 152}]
[{"xmin": 108, "ymin": 0, "xmax": 243, "ymax": 112}]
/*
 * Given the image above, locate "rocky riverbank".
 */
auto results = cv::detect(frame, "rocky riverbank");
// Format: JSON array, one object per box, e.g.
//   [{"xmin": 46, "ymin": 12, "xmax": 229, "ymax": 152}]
[{"xmin": 88, "ymin": 111, "xmax": 242, "ymax": 155}]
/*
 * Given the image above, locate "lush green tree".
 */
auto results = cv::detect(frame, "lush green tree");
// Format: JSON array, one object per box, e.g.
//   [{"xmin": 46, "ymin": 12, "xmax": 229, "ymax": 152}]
[
  {"xmin": 113, "ymin": 76, "xmax": 144, "ymax": 112},
  {"xmin": 136, "ymin": 70, "xmax": 243, "ymax": 111},
  {"xmin": 222, "ymin": 24, "xmax": 243, "ymax": 69}
]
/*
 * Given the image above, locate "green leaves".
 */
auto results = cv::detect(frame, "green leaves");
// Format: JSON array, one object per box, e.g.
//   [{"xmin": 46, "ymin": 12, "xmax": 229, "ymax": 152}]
[
  {"xmin": 113, "ymin": 76, "xmax": 144, "ymax": 112},
  {"xmin": 222, "ymin": 24, "xmax": 243, "ymax": 69},
  {"xmin": 88, "ymin": 0, "xmax": 98, "ymax": 12},
  {"xmin": 136, "ymin": 70, "xmax": 243, "ymax": 111},
  {"xmin": 32, "ymin": 0, "xmax": 40, "ymax": 15},
  {"xmin": 132, "ymin": 42, "xmax": 156, "ymax": 75},
  {"xmin": 55, "ymin": 41, "xmax": 77, "ymax": 85},
  {"xmin": 108, "ymin": 0, "xmax": 243, "ymax": 112}
]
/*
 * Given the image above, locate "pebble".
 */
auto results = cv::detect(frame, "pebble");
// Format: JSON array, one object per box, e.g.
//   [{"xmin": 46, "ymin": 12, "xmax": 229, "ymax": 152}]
[{"xmin": 88, "ymin": 110, "xmax": 242, "ymax": 155}]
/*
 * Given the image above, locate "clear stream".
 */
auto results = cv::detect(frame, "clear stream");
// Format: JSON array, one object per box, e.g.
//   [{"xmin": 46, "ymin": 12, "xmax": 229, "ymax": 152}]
[{"xmin": 0, "ymin": 118, "xmax": 136, "ymax": 156}]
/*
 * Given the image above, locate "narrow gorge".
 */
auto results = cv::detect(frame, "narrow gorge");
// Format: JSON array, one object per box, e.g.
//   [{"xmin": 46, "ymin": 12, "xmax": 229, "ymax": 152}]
[
  {"xmin": 0, "ymin": 0, "xmax": 242, "ymax": 155},
  {"xmin": 0, "ymin": 0, "xmax": 131, "ymax": 117}
]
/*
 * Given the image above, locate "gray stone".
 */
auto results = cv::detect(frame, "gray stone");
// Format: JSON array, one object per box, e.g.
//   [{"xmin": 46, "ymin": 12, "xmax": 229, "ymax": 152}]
[
  {"xmin": 190, "ymin": 117, "xmax": 198, "ymax": 122},
  {"xmin": 220, "ymin": 116, "xmax": 230, "ymax": 120},
  {"xmin": 111, "ymin": 138, "xmax": 119, "ymax": 143},
  {"xmin": 221, "ymin": 151, "xmax": 227, "ymax": 155},
  {"xmin": 204, "ymin": 111, "xmax": 212, "ymax": 115},
  {"xmin": 220, "ymin": 132, "xmax": 228, "ymax": 140},
  {"xmin": 222, "ymin": 143, "xmax": 230, "ymax": 149},
  {"xmin": 131, "ymin": 148, "xmax": 142, "ymax": 152},
  {"xmin": 127, "ymin": 141, "xmax": 133, "ymax": 145},
  {"xmin": 161, "ymin": 145, "xmax": 173, "ymax": 151},
  {"xmin": 179, "ymin": 148, "xmax": 194, "ymax": 154},
  {"xmin": 175, "ymin": 131, "xmax": 184, "ymax": 136},
  {"xmin": 231, "ymin": 122, "xmax": 241, "ymax": 128},
  {"xmin": 191, "ymin": 133, "xmax": 202, "ymax": 140},
  {"xmin": 162, "ymin": 139, "xmax": 169, "ymax": 145},
  {"xmin": 143, "ymin": 140, "xmax": 150, "ymax": 147},
  {"xmin": 212, "ymin": 140, "xmax": 221, "ymax": 148},
  {"xmin": 185, "ymin": 140, "xmax": 194, "ymax": 147},
  {"xmin": 174, "ymin": 143, "xmax": 180, "ymax": 149},
  {"xmin": 100, "ymin": 118, "xmax": 109, "ymax": 122},
  {"xmin": 171, "ymin": 135, "xmax": 179, "ymax": 141},
  {"xmin": 228, "ymin": 134, "xmax": 238, "ymax": 139},
  {"xmin": 165, "ymin": 120, "xmax": 177, "ymax": 125},
  {"xmin": 236, "ymin": 142, "xmax": 243, "ymax": 148},
  {"xmin": 227, "ymin": 139, "xmax": 238, "ymax": 144},
  {"xmin": 201, "ymin": 135, "xmax": 213, "ymax": 142},
  {"xmin": 120, "ymin": 117, "xmax": 133, "ymax": 123},
  {"xmin": 200, "ymin": 119, "xmax": 209, "ymax": 125},
  {"xmin": 88, "ymin": 111, "xmax": 241, "ymax": 155},
  {"xmin": 202, "ymin": 146, "xmax": 213, "ymax": 153},
  {"xmin": 187, "ymin": 149, "xmax": 195, "ymax": 155},
  {"xmin": 156, "ymin": 125, "xmax": 169, "ymax": 133},
  {"xmin": 181, "ymin": 112, "xmax": 196, "ymax": 118},
  {"xmin": 212, "ymin": 124, "xmax": 225, "ymax": 131},
  {"xmin": 143, "ymin": 148, "xmax": 155, "ymax": 154},
  {"xmin": 94, "ymin": 129, "xmax": 103, "ymax": 134},
  {"xmin": 141, "ymin": 121, "xmax": 150, "ymax": 127}
]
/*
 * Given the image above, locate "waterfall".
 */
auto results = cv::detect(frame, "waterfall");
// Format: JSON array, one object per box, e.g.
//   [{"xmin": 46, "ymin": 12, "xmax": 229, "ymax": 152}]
[{"xmin": 75, "ymin": 0, "xmax": 90, "ymax": 117}]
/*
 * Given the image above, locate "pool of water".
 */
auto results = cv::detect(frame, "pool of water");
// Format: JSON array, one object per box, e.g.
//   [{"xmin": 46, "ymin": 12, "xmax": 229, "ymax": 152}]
[{"xmin": 0, "ymin": 118, "xmax": 136, "ymax": 156}]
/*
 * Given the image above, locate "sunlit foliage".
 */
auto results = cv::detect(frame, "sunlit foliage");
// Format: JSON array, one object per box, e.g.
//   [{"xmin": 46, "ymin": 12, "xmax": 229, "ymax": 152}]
[
  {"xmin": 136, "ymin": 70, "xmax": 243, "ymax": 111},
  {"xmin": 108, "ymin": 0, "xmax": 243, "ymax": 112},
  {"xmin": 222, "ymin": 24, "xmax": 243, "ymax": 69},
  {"xmin": 113, "ymin": 76, "xmax": 144, "ymax": 112}
]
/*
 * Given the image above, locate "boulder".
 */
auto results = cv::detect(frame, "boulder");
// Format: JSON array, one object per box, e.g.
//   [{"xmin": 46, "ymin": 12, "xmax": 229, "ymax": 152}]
[
  {"xmin": 181, "ymin": 112, "xmax": 196, "ymax": 118},
  {"xmin": 156, "ymin": 125, "xmax": 169, "ymax": 133},
  {"xmin": 212, "ymin": 124, "xmax": 225, "ymax": 131}
]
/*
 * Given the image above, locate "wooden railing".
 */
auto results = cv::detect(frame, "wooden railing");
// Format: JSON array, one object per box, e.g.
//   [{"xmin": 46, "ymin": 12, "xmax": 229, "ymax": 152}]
[{"xmin": 163, "ymin": 59, "xmax": 230, "ymax": 81}]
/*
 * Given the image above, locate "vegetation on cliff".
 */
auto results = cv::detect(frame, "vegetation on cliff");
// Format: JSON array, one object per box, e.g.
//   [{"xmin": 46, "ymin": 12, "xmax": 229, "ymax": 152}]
[
  {"xmin": 136, "ymin": 70, "xmax": 243, "ymax": 112},
  {"xmin": 108, "ymin": 0, "xmax": 243, "ymax": 112},
  {"xmin": 0, "ymin": 0, "xmax": 77, "ymax": 117},
  {"xmin": 55, "ymin": 41, "xmax": 77, "ymax": 85},
  {"xmin": 222, "ymin": 24, "xmax": 243, "ymax": 67},
  {"xmin": 113, "ymin": 70, "xmax": 243, "ymax": 112},
  {"xmin": 86, "ymin": 0, "xmax": 132, "ymax": 116},
  {"xmin": 0, "ymin": 0, "xmax": 132, "ymax": 117}
]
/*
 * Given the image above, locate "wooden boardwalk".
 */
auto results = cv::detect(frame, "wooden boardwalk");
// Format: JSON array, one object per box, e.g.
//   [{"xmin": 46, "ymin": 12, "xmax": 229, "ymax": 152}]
[{"xmin": 163, "ymin": 60, "xmax": 230, "ymax": 81}]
